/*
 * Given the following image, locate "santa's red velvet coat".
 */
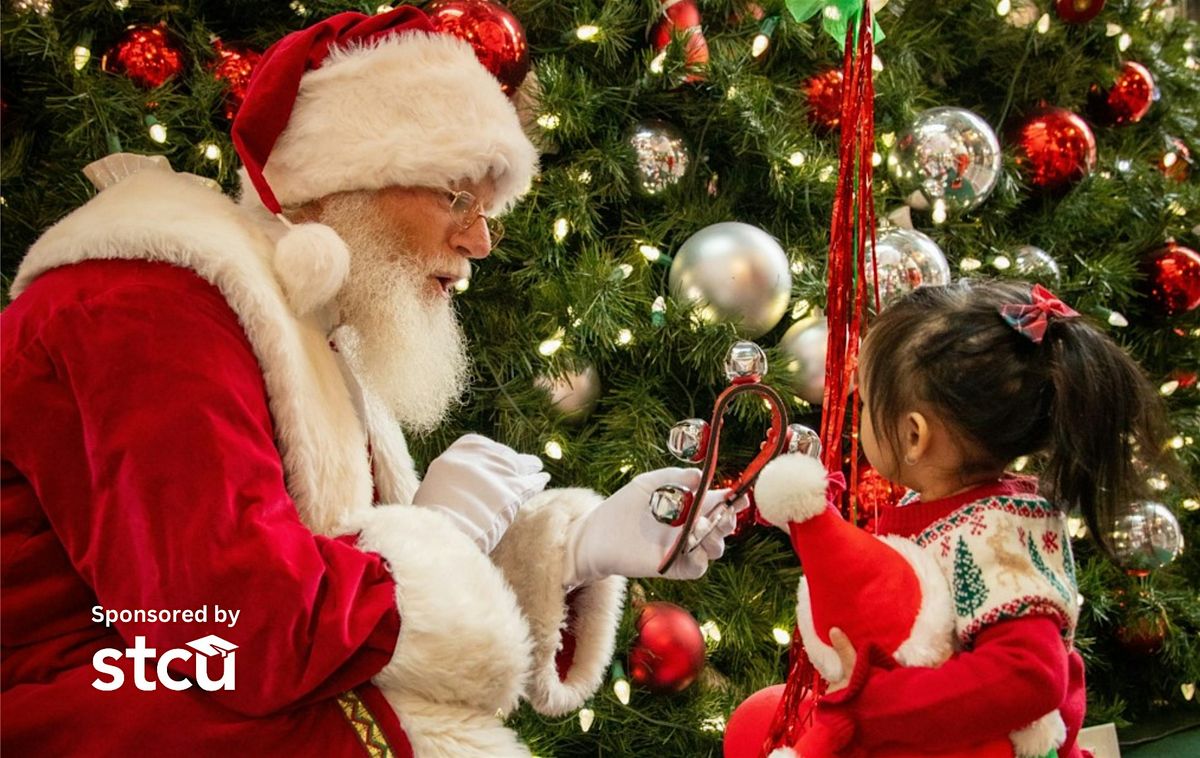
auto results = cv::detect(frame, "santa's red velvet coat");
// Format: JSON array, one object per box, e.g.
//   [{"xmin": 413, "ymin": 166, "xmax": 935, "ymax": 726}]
[{"xmin": 1, "ymin": 164, "xmax": 626, "ymax": 757}]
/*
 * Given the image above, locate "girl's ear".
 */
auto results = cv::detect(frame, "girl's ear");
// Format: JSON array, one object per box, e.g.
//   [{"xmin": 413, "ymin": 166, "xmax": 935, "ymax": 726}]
[{"xmin": 902, "ymin": 410, "xmax": 931, "ymax": 466}]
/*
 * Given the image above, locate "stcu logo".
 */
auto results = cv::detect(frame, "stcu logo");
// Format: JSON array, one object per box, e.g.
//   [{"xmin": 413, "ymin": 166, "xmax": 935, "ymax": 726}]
[{"xmin": 92, "ymin": 634, "xmax": 237, "ymax": 692}]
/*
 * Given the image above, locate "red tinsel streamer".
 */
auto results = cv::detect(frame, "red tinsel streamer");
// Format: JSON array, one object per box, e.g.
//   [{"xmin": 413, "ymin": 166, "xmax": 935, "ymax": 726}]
[{"xmin": 762, "ymin": 5, "xmax": 876, "ymax": 755}]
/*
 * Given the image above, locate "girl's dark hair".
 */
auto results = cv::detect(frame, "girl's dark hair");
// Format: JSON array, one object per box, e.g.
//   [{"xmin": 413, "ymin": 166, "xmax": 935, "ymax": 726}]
[{"xmin": 860, "ymin": 280, "xmax": 1173, "ymax": 552}]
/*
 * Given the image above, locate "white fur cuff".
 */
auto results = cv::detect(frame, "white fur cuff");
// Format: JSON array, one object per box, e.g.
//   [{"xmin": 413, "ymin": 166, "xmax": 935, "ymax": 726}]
[
  {"xmin": 490, "ymin": 488, "xmax": 627, "ymax": 716},
  {"xmin": 346, "ymin": 504, "xmax": 532, "ymax": 715}
]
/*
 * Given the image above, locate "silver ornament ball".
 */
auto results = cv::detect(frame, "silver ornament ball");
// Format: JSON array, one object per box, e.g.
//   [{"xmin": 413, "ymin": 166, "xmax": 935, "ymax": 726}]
[
  {"xmin": 887, "ymin": 106, "xmax": 1002, "ymax": 216},
  {"xmin": 627, "ymin": 119, "xmax": 691, "ymax": 196},
  {"xmin": 1108, "ymin": 501, "xmax": 1185, "ymax": 574},
  {"xmin": 779, "ymin": 315, "xmax": 828, "ymax": 405},
  {"xmin": 534, "ymin": 365, "xmax": 601, "ymax": 422},
  {"xmin": 669, "ymin": 222, "xmax": 792, "ymax": 338},
  {"xmin": 1010, "ymin": 245, "xmax": 1062, "ymax": 287},
  {"xmin": 869, "ymin": 228, "xmax": 951, "ymax": 306}
]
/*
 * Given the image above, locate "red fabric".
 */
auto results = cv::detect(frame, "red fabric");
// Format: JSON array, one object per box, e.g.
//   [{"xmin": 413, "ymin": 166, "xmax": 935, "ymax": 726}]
[
  {"xmin": 790, "ymin": 505, "xmax": 921, "ymax": 654},
  {"xmin": 875, "ymin": 475, "xmax": 1038, "ymax": 539},
  {"xmin": 1, "ymin": 260, "xmax": 407, "ymax": 756},
  {"xmin": 806, "ymin": 478, "xmax": 1087, "ymax": 758},
  {"xmin": 232, "ymin": 6, "xmax": 434, "ymax": 213}
]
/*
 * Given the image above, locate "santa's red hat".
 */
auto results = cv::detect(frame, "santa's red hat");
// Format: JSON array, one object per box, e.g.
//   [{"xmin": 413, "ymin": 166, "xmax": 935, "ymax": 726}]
[
  {"xmin": 754, "ymin": 454, "xmax": 956, "ymax": 683},
  {"xmin": 232, "ymin": 6, "xmax": 538, "ymax": 314}
]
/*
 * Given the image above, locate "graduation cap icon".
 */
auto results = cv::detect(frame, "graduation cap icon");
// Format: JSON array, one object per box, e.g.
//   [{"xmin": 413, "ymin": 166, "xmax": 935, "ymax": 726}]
[{"xmin": 186, "ymin": 635, "xmax": 239, "ymax": 658}]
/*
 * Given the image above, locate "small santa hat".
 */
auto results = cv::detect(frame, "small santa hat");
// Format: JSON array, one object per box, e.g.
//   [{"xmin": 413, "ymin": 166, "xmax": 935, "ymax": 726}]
[
  {"xmin": 232, "ymin": 6, "xmax": 538, "ymax": 314},
  {"xmin": 754, "ymin": 454, "xmax": 956, "ymax": 683}
]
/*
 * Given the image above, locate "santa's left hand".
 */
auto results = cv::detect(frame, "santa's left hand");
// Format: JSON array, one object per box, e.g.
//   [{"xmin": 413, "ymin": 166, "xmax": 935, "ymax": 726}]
[
  {"xmin": 826, "ymin": 627, "xmax": 857, "ymax": 693},
  {"xmin": 560, "ymin": 467, "xmax": 748, "ymax": 586}
]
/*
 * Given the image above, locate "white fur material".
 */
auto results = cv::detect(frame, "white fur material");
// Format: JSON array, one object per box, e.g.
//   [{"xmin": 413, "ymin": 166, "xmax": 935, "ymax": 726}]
[
  {"xmin": 263, "ymin": 32, "xmax": 538, "ymax": 215},
  {"xmin": 348, "ymin": 505, "xmax": 532, "ymax": 715},
  {"xmin": 272, "ymin": 221, "xmax": 351, "ymax": 315},
  {"xmin": 382, "ymin": 692, "xmax": 531, "ymax": 758},
  {"xmin": 1011, "ymin": 709, "xmax": 1067, "ymax": 757},
  {"xmin": 490, "ymin": 488, "xmax": 627, "ymax": 716},
  {"xmin": 13, "ymin": 166, "xmax": 380, "ymax": 536},
  {"xmin": 754, "ymin": 454, "xmax": 830, "ymax": 526},
  {"xmin": 767, "ymin": 749, "xmax": 797, "ymax": 758},
  {"xmin": 795, "ymin": 578, "xmax": 845, "ymax": 683},
  {"xmin": 880, "ymin": 535, "xmax": 957, "ymax": 668}
]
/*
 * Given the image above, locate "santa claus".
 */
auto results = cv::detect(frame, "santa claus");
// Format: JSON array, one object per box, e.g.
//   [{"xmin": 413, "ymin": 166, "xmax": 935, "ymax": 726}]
[{"xmin": 0, "ymin": 7, "xmax": 738, "ymax": 756}]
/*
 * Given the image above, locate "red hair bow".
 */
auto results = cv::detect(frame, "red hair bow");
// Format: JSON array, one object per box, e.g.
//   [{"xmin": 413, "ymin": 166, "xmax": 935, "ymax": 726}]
[{"xmin": 998, "ymin": 284, "xmax": 1081, "ymax": 344}]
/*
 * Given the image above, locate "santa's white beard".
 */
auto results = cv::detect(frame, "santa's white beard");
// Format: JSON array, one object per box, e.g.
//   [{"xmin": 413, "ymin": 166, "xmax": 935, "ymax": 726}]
[{"xmin": 320, "ymin": 195, "xmax": 470, "ymax": 435}]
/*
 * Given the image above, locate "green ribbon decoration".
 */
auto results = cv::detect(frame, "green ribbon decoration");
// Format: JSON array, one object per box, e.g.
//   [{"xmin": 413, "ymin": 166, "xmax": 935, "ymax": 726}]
[{"xmin": 785, "ymin": 0, "xmax": 884, "ymax": 46}]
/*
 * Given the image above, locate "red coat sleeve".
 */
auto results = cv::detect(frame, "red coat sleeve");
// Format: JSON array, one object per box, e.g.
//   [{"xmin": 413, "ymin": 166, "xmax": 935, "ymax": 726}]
[
  {"xmin": 811, "ymin": 615, "xmax": 1069, "ymax": 754},
  {"xmin": 5, "ymin": 265, "xmax": 401, "ymax": 717}
]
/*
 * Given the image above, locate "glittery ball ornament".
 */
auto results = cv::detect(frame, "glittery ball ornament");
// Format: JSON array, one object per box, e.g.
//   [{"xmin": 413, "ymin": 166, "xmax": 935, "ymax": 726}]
[
  {"xmin": 102, "ymin": 24, "xmax": 185, "ymax": 89},
  {"xmin": 209, "ymin": 40, "xmax": 262, "ymax": 120},
  {"xmin": 426, "ymin": 0, "xmax": 530, "ymax": 96},
  {"xmin": 1087, "ymin": 61, "xmax": 1156, "ymax": 126},
  {"xmin": 1142, "ymin": 242, "xmax": 1200, "ymax": 316},
  {"xmin": 1011, "ymin": 107, "xmax": 1097, "ymax": 191}
]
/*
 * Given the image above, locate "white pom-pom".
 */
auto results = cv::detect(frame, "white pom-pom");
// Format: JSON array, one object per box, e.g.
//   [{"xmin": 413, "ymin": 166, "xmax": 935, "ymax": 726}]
[
  {"xmin": 768, "ymin": 749, "xmax": 798, "ymax": 758},
  {"xmin": 272, "ymin": 221, "xmax": 351, "ymax": 315},
  {"xmin": 755, "ymin": 454, "xmax": 830, "ymax": 526}
]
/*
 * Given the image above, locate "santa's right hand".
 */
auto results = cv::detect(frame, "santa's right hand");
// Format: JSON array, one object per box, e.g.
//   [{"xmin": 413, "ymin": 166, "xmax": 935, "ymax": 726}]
[{"xmin": 411, "ymin": 434, "xmax": 550, "ymax": 553}]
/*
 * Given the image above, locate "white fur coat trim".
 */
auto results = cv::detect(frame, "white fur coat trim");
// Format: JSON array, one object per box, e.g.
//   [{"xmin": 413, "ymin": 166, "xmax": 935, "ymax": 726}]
[
  {"xmin": 264, "ymin": 31, "xmax": 538, "ymax": 215},
  {"xmin": 490, "ymin": 488, "xmax": 627, "ymax": 716},
  {"xmin": 348, "ymin": 505, "xmax": 533, "ymax": 757},
  {"xmin": 11, "ymin": 166, "xmax": 404, "ymax": 535}
]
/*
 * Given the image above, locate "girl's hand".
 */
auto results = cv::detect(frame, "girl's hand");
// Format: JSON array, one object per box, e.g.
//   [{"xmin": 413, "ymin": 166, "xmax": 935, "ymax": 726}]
[{"xmin": 826, "ymin": 627, "xmax": 857, "ymax": 693}]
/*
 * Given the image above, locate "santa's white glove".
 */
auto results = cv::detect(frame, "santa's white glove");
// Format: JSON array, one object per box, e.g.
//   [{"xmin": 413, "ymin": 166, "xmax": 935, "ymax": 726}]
[
  {"xmin": 561, "ymin": 467, "xmax": 744, "ymax": 587},
  {"xmin": 412, "ymin": 434, "xmax": 550, "ymax": 554}
]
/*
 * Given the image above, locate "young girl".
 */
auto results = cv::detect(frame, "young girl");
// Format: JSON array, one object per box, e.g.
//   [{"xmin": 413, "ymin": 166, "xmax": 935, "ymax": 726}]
[{"xmin": 755, "ymin": 280, "xmax": 1173, "ymax": 757}]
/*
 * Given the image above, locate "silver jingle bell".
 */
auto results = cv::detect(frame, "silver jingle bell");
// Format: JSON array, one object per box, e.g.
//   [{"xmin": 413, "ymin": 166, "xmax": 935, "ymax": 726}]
[
  {"xmin": 786, "ymin": 424, "xmax": 822, "ymax": 458},
  {"xmin": 725, "ymin": 340, "xmax": 768, "ymax": 381},
  {"xmin": 649, "ymin": 485, "xmax": 693, "ymax": 525},
  {"xmin": 668, "ymin": 418, "xmax": 710, "ymax": 462}
]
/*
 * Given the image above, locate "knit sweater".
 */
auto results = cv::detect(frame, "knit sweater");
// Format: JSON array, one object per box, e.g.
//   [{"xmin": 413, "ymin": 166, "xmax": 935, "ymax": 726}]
[{"xmin": 808, "ymin": 476, "xmax": 1088, "ymax": 758}]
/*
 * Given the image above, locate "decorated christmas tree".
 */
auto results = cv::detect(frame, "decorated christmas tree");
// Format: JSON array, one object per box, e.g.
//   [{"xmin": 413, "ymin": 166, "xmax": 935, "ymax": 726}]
[{"xmin": 3, "ymin": 0, "xmax": 1198, "ymax": 754}]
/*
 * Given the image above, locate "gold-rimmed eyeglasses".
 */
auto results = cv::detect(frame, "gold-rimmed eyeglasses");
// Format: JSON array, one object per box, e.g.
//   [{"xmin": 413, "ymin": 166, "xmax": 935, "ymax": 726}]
[{"xmin": 440, "ymin": 188, "xmax": 504, "ymax": 250}]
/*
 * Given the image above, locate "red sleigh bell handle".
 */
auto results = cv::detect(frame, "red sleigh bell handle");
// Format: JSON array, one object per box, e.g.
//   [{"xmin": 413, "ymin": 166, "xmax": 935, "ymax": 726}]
[{"xmin": 655, "ymin": 342, "xmax": 819, "ymax": 575}]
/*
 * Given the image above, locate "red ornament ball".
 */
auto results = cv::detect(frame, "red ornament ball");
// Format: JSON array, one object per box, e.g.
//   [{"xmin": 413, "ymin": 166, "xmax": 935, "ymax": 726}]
[
  {"xmin": 1143, "ymin": 242, "xmax": 1200, "ymax": 316},
  {"xmin": 426, "ymin": 0, "xmax": 530, "ymax": 96},
  {"xmin": 803, "ymin": 68, "xmax": 844, "ymax": 131},
  {"xmin": 1012, "ymin": 107, "xmax": 1097, "ymax": 191},
  {"xmin": 627, "ymin": 601, "xmax": 706, "ymax": 694},
  {"xmin": 651, "ymin": 0, "xmax": 710, "ymax": 82},
  {"xmin": 209, "ymin": 40, "xmax": 261, "ymax": 120},
  {"xmin": 102, "ymin": 24, "xmax": 185, "ymax": 89},
  {"xmin": 1054, "ymin": 0, "xmax": 1105, "ymax": 23},
  {"xmin": 1159, "ymin": 137, "xmax": 1192, "ymax": 183},
  {"xmin": 725, "ymin": 684, "xmax": 812, "ymax": 758},
  {"xmin": 1088, "ymin": 61, "xmax": 1156, "ymax": 126}
]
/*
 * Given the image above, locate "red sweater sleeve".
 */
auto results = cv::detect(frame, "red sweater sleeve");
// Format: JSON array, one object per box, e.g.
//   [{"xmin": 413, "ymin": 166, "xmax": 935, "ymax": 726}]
[
  {"xmin": 816, "ymin": 615, "xmax": 1069, "ymax": 753},
  {"xmin": 5, "ymin": 265, "xmax": 401, "ymax": 716}
]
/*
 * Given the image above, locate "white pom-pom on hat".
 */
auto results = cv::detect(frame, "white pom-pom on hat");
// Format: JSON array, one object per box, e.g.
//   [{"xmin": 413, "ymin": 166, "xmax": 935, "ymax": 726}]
[
  {"xmin": 755, "ymin": 453, "xmax": 831, "ymax": 526},
  {"xmin": 272, "ymin": 216, "xmax": 350, "ymax": 316}
]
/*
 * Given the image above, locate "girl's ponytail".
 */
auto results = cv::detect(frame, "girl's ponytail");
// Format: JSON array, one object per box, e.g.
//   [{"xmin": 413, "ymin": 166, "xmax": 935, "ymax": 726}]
[{"xmin": 1043, "ymin": 320, "xmax": 1173, "ymax": 554}]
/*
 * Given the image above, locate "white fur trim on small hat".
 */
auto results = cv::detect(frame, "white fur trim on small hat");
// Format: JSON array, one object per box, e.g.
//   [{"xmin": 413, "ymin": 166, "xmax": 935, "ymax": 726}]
[
  {"xmin": 261, "ymin": 31, "xmax": 538, "ymax": 214},
  {"xmin": 755, "ymin": 454, "xmax": 830, "ymax": 526}
]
